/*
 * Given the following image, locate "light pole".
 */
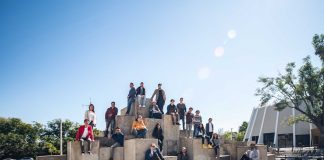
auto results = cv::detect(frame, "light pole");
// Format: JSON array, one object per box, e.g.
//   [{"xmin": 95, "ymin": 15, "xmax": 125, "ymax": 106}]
[{"xmin": 60, "ymin": 119, "xmax": 63, "ymax": 155}]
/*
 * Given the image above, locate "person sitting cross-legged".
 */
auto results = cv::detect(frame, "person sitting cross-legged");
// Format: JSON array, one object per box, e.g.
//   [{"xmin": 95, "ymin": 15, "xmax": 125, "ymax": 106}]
[
  {"xmin": 75, "ymin": 119, "xmax": 94, "ymax": 155},
  {"xmin": 132, "ymin": 115, "xmax": 147, "ymax": 138}
]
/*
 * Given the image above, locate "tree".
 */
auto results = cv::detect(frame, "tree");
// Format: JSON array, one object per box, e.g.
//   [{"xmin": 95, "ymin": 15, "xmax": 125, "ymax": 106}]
[
  {"xmin": 313, "ymin": 34, "xmax": 324, "ymax": 62},
  {"xmin": 239, "ymin": 121, "xmax": 248, "ymax": 133},
  {"xmin": 0, "ymin": 118, "xmax": 42, "ymax": 159},
  {"xmin": 256, "ymin": 34, "xmax": 324, "ymax": 148}
]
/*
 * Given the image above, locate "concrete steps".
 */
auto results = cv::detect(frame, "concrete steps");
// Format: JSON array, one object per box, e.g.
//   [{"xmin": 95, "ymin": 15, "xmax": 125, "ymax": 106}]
[
  {"xmin": 99, "ymin": 147, "xmax": 124, "ymax": 160},
  {"xmin": 124, "ymin": 138, "xmax": 158, "ymax": 160}
]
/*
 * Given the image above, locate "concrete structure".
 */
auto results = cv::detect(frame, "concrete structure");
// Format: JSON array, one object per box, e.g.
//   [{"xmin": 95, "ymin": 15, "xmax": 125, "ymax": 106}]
[
  {"xmin": 36, "ymin": 155, "xmax": 67, "ymax": 160},
  {"xmin": 244, "ymin": 105, "xmax": 316, "ymax": 148}
]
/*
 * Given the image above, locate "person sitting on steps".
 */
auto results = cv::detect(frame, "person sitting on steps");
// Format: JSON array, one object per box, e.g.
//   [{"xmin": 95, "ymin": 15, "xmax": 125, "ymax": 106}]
[
  {"xmin": 109, "ymin": 127, "xmax": 124, "ymax": 160},
  {"xmin": 166, "ymin": 99, "xmax": 180, "ymax": 125},
  {"xmin": 177, "ymin": 147, "xmax": 189, "ymax": 160},
  {"xmin": 75, "ymin": 119, "xmax": 94, "ymax": 155},
  {"xmin": 145, "ymin": 143, "xmax": 164, "ymax": 160},
  {"xmin": 240, "ymin": 143, "xmax": 260, "ymax": 160},
  {"xmin": 126, "ymin": 82, "xmax": 136, "ymax": 115},
  {"xmin": 152, "ymin": 122, "xmax": 164, "ymax": 152},
  {"xmin": 132, "ymin": 115, "xmax": 147, "ymax": 138},
  {"xmin": 136, "ymin": 82, "xmax": 146, "ymax": 107},
  {"xmin": 149, "ymin": 101, "xmax": 162, "ymax": 119},
  {"xmin": 195, "ymin": 123, "xmax": 207, "ymax": 149},
  {"xmin": 211, "ymin": 133, "xmax": 220, "ymax": 159}
]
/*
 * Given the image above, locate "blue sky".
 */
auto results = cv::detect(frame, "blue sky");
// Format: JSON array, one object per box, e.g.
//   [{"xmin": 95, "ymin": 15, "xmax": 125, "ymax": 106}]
[{"xmin": 0, "ymin": 0, "xmax": 323, "ymax": 132}]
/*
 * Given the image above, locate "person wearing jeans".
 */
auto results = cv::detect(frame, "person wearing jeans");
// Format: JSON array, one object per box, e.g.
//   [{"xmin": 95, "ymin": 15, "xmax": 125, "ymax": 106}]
[
  {"xmin": 105, "ymin": 101, "xmax": 118, "ymax": 137},
  {"xmin": 132, "ymin": 115, "xmax": 147, "ymax": 138},
  {"xmin": 151, "ymin": 83, "xmax": 166, "ymax": 114},
  {"xmin": 75, "ymin": 119, "xmax": 94, "ymax": 155},
  {"xmin": 177, "ymin": 97, "xmax": 187, "ymax": 130},
  {"xmin": 205, "ymin": 118, "xmax": 214, "ymax": 148},
  {"xmin": 126, "ymin": 82, "xmax": 136, "ymax": 115},
  {"xmin": 136, "ymin": 82, "xmax": 146, "ymax": 107},
  {"xmin": 192, "ymin": 110, "xmax": 202, "ymax": 137},
  {"xmin": 185, "ymin": 107, "xmax": 194, "ymax": 138}
]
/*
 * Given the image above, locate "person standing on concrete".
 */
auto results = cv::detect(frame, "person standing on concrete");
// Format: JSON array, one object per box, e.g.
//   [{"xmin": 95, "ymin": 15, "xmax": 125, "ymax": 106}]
[
  {"xmin": 192, "ymin": 110, "xmax": 202, "ymax": 138},
  {"xmin": 195, "ymin": 123, "xmax": 207, "ymax": 148},
  {"xmin": 211, "ymin": 133, "xmax": 220, "ymax": 159},
  {"xmin": 177, "ymin": 147, "xmax": 189, "ymax": 160},
  {"xmin": 152, "ymin": 123, "xmax": 164, "ymax": 151},
  {"xmin": 145, "ymin": 143, "xmax": 164, "ymax": 160},
  {"xmin": 205, "ymin": 118, "xmax": 214, "ymax": 148},
  {"xmin": 166, "ymin": 99, "xmax": 180, "ymax": 125},
  {"xmin": 75, "ymin": 119, "xmax": 94, "ymax": 155},
  {"xmin": 185, "ymin": 107, "xmax": 194, "ymax": 138},
  {"xmin": 126, "ymin": 82, "xmax": 136, "ymax": 115},
  {"xmin": 136, "ymin": 82, "xmax": 146, "ymax": 107},
  {"xmin": 149, "ymin": 101, "xmax": 162, "ymax": 119},
  {"xmin": 84, "ymin": 104, "xmax": 96, "ymax": 128},
  {"xmin": 177, "ymin": 97, "xmax": 187, "ymax": 130},
  {"xmin": 132, "ymin": 115, "xmax": 147, "ymax": 138},
  {"xmin": 105, "ymin": 101, "xmax": 118, "ymax": 137},
  {"xmin": 151, "ymin": 83, "xmax": 166, "ymax": 114}
]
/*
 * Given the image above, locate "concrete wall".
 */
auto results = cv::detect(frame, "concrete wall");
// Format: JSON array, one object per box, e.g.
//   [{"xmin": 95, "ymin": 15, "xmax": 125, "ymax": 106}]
[
  {"xmin": 124, "ymin": 138, "xmax": 158, "ymax": 160},
  {"xmin": 67, "ymin": 141, "xmax": 99, "ymax": 160},
  {"xmin": 36, "ymin": 155, "xmax": 67, "ymax": 160}
]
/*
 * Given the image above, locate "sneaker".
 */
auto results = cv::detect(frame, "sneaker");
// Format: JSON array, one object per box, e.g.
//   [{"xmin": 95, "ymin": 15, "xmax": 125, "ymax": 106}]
[
  {"xmin": 81, "ymin": 153, "xmax": 85, "ymax": 155},
  {"xmin": 208, "ymin": 144, "xmax": 213, "ymax": 149},
  {"xmin": 203, "ymin": 144, "xmax": 208, "ymax": 149},
  {"xmin": 176, "ymin": 123, "xmax": 180, "ymax": 125},
  {"xmin": 88, "ymin": 151, "xmax": 93, "ymax": 155}
]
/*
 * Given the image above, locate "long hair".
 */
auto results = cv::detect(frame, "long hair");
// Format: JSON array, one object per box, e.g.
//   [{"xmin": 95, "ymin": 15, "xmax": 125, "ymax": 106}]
[{"xmin": 89, "ymin": 103, "xmax": 95, "ymax": 112}]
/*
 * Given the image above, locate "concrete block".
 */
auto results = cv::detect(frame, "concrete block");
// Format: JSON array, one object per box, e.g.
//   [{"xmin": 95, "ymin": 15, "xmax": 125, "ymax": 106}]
[
  {"xmin": 236, "ymin": 146, "xmax": 249, "ymax": 160},
  {"xmin": 222, "ymin": 143, "xmax": 237, "ymax": 160},
  {"xmin": 163, "ymin": 115, "xmax": 180, "ymax": 141},
  {"xmin": 36, "ymin": 155, "xmax": 67, "ymax": 160},
  {"xmin": 179, "ymin": 137, "xmax": 217, "ymax": 160},
  {"xmin": 67, "ymin": 141, "xmax": 99, "ymax": 160},
  {"xmin": 256, "ymin": 145, "xmax": 267, "ymax": 160},
  {"xmin": 99, "ymin": 147, "xmax": 112, "ymax": 160},
  {"xmin": 124, "ymin": 138, "xmax": 158, "ymax": 160},
  {"xmin": 116, "ymin": 115, "xmax": 135, "ymax": 136},
  {"xmin": 113, "ymin": 147, "xmax": 124, "ymax": 160},
  {"xmin": 163, "ymin": 156, "xmax": 177, "ymax": 160},
  {"xmin": 137, "ymin": 106, "xmax": 150, "ymax": 118},
  {"xmin": 163, "ymin": 140, "xmax": 179, "ymax": 156},
  {"xmin": 143, "ymin": 118, "xmax": 164, "ymax": 138},
  {"xmin": 95, "ymin": 137, "xmax": 115, "ymax": 147},
  {"xmin": 219, "ymin": 155, "xmax": 231, "ymax": 160},
  {"xmin": 267, "ymin": 154, "xmax": 275, "ymax": 160}
]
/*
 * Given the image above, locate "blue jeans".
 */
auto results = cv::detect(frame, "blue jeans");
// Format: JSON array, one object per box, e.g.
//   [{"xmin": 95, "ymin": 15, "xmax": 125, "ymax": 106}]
[
  {"xmin": 193, "ymin": 124, "xmax": 200, "ymax": 137},
  {"xmin": 126, "ymin": 98, "xmax": 135, "ymax": 114},
  {"xmin": 133, "ymin": 128, "xmax": 147, "ymax": 138}
]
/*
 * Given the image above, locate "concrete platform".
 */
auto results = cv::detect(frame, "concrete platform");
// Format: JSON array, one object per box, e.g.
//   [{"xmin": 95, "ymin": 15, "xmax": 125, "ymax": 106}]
[
  {"xmin": 116, "ymin": 115, "xmax": 135, "ymax": 136},
  {"xmin": 67, "ymin": 141, "xmax": 99, "ymax": 160},
  {"xmin": 36, "ymin": 155, "xmax": 67, "ymax": 160},
  {"xmin": 124, "ymin": 138, "xmax": 158, "ymax": 160},
  {"xmin": 163, "ymin": 156, "xmax": 177, "ymax": 160},
  {"xmin": 179, "ymin": 137, "xmax": 216, "ymax": 160}
]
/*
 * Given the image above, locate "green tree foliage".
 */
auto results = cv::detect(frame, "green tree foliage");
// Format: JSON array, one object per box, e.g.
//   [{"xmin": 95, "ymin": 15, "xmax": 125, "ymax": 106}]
[
  {"xmin": 239, "ymin": 121, "xmax": 248, "ymax": 133},
  {"xmin": 313, "ymin": 34, "xmax": 324, "ymax": 62},
  {"xmin": 0, "ymin": 117, "xmax": 98, "ymax": 159},
  {"xmin": 256, "ymin": 34, "xmax": 324, "ymax": 148}
]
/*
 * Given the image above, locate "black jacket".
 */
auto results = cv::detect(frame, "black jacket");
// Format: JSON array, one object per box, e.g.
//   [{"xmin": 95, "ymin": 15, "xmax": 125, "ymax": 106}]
[
  {"xmin": 112, "ymin": 132, "xmax": 124, "ymax": 146},
  {"xmin": 136, "ymin": 86, "xmax": 146, "ymax": 96}
]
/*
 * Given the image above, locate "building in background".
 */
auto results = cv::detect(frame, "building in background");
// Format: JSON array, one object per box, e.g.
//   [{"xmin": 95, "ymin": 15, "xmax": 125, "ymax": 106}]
[{"xmin": 244, "ymin": 104, "xmax": 319, "ymax": 148}]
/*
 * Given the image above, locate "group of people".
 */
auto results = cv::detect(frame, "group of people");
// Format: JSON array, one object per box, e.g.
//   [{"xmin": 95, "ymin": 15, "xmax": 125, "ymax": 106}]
[{"xmin": 73, "ymin": 82, "xmax": 259, "ymax": 159}]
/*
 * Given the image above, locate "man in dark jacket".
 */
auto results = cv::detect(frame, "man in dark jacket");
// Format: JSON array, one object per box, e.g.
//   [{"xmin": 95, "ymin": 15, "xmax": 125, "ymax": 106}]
[
  {"xmin": 126, "ymin": 82, "xmax": 136, "ymax": 115},
  {"xmin": 136, "ymin": 82, "xmax": 146, "ymax": 107},
  {"xmin": 105, "ymin": 101, "xmax": 118, "ymax": 137},
  {"xmin": 205, "ymin": 118, "xmax": 214, "ymax": 148},
  {"xmin": 111, "ymin": 127, "xmax": 124, "ymax": 147},
  {"xmin": 167, "ymin": 99, "xmax": 180, "ymax": 125},
  {"xmin": 177, "ymin": 97, "xmax": 187, "ymax": 130},
  {"xmin": 145, "ymin": 143, "xmax": 164, "ymax": 160}
]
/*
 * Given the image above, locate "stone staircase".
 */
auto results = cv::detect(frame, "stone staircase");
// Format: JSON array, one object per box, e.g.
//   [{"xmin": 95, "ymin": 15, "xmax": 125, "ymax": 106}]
[{"xmin": 66, "ymin": 98, "xmax": 228, "ymax": 160}]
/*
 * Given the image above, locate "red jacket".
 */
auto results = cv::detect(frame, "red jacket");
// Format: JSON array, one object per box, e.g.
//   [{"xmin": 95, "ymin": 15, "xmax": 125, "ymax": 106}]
[{"xmin": 76, "ymin": 125, "xmax": 94, "ymax": 141}]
